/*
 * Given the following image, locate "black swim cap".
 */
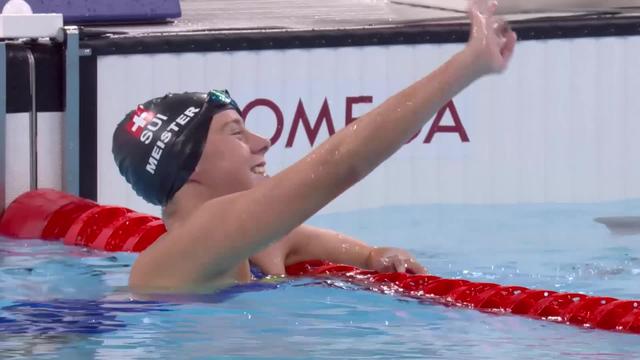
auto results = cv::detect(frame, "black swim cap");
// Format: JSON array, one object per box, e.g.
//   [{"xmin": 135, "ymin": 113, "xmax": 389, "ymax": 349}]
[{"xmin": 112, "ymin": 90, "xmax": 242, "ymax": 206}]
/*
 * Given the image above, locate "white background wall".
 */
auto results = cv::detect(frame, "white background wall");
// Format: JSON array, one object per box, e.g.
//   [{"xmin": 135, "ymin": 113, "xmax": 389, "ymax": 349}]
[
  {"xmin": 5, "ymin": 112, "xmax": 63, "ymax": 205},
  {"xmin": 96, "ymin": 36, "xmax": 640, "ymax": 216}
]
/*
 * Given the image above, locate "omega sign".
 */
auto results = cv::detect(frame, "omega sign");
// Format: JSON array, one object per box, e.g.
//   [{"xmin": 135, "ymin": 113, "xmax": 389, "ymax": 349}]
[{"xmin": 241, "ymin": 96, "xmax": 469, "ymax": 147}]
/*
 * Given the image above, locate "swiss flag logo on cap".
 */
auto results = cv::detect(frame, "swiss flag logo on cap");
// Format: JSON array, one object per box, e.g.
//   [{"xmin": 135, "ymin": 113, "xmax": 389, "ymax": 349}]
[{"xmin": 127, "ymin": 105, "xmax": 156, "ymax": 137}]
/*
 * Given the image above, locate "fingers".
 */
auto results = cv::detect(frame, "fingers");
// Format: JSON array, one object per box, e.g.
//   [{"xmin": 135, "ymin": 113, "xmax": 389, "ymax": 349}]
[
  {"xmin": 495, "ymin": 20, "xmax": 508, "ymax": 57},
  {"xmin": 495, "ymin": 19, "xmax": 511, "ymax": 45},
  {"xmin": 469, "ymin": 0, "xmax": 507, "ymax": 47},
  {"xmin": 388, "ymin": 256, "xmax": 428, "ymax": 275},
  {"xmin": 372, "ymin": 249, "xmax": 428, "ymax": 275},
  {"xmin": 500, "ymin": 29, "xmax": 517, "ymax": 66},
  {"xmin": 487, "ymin": 0, "xmax": 498, "ymax": 16},
  {"xmin": 408, "ymin": 262, "xmax": 428, "ymax": 275},
  {"xmin": 392, "ymin": 257, "xmax": 407, "ymax": 273},
  {"xmin": 497, "ymin": 20, "xmax": 512, "ymax": 37},
  {"xmin": 469, "ymin": 0, "xmax": 498, "ymax": 17}
]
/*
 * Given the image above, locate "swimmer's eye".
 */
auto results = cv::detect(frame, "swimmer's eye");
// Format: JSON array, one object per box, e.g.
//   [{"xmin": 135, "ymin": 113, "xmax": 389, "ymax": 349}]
[
  {"xmin": 224, "ymin": 120, "xmax": 246, "ymax": 138},
  {"xmin": 231, "ymin": 130, "xmax": 245, "ymax": 139}
]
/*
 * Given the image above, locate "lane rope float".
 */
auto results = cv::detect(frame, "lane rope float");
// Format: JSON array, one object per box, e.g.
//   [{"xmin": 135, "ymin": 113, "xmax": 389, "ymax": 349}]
[{"xmin": 1, "ymin": 189, "xmax": 639, "ymax": 334}]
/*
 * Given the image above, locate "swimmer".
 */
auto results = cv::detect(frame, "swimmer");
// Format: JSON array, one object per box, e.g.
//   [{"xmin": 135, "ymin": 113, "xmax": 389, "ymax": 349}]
[{"xmin": 111, "ymin": 0, "xmax": 517, "ymax": 292}]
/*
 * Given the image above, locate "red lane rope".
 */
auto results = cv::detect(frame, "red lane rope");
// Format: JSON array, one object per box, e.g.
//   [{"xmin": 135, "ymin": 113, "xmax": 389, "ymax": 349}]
[
  {"xmin": 1, "ymin": 189, "xmax": 639, "ymax": 334},
  {"xmin": 284, "ymin": 260, "xmax": 640, "ymax": 334},
  {"xmin": 0, "ymin": 189, "xmax": 164, "ymax": 251}
]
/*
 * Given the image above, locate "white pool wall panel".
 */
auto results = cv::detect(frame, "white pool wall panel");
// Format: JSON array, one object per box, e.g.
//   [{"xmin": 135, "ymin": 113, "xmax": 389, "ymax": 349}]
[
  {"xmin": 95, "ymin": 36, "xmax": 640, "ymax": 215},
  {"xmin": 5, "ymin": 112, "xmax": 63, "ymax": 205}
]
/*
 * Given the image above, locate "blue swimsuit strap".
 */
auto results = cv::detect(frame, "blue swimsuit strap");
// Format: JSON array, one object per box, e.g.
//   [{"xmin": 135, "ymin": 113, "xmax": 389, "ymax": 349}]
[{"xmin": 249, "ymin": 261, "xmax": 267, "ymax": 280}]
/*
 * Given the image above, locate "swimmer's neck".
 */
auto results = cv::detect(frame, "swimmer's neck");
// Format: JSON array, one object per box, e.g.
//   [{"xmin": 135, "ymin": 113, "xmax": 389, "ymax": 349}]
[{"xmin": 161, "ymin": 182, "xmax": 257, "ymax": 283}]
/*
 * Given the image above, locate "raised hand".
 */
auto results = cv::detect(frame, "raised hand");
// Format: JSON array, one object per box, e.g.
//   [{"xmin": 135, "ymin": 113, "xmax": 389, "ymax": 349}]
[{"xmin": 467, "ymin": 0, "xmax": 517, "ymax": 75}]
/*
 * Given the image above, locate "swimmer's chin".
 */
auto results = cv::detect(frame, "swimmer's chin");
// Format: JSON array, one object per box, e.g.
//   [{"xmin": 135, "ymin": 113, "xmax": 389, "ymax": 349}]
[{"xmin": 252, "ymin": 173, "xmax": 271, "ymax": 185}]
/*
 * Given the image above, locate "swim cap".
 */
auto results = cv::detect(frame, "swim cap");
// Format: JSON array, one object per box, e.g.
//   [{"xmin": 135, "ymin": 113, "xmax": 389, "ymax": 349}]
[{"xmin": 112, "ymin": 90, "xmax": 242, "ymax": 206}]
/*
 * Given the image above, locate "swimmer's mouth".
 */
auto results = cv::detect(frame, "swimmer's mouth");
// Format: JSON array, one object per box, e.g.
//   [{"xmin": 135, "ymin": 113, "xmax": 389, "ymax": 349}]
[{"xmin": 251, "ymin": 162, "xmax": 267, "ymax": 176}]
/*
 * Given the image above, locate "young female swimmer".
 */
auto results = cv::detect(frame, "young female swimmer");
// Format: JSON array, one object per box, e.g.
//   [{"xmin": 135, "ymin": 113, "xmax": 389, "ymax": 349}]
[{"xmin": 111, "ymin": 0, "xmax": 517, "ymax": 292}]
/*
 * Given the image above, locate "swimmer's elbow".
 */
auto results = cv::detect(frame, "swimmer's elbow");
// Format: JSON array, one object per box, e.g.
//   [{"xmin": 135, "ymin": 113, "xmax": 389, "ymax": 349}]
[
  {"xmin": 128, "ymin": 257, "xmax": 151, "ymax": 291},
  {"xmin": 127, "ymin": 263, "xmax": 180, "ymax": 293},
  {"xmin": 127, "ymin": 252, "xmax": 172, "ymax": 292}
]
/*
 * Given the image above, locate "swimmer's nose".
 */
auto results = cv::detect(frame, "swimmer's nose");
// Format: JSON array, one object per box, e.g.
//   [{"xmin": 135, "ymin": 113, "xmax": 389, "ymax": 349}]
[{"xmin": 248, "ymin": 131, "xmax": 271, "ymax": 154}]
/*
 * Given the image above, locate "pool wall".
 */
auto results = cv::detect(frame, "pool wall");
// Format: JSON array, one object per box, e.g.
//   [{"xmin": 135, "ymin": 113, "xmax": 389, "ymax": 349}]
[
  {"xmin": 3, "ymin": 16, "xmax": 640, "ymax": 217},
  {"xmin": 95, "ymin": 36, "xmax": 640, "ymax": 216}
]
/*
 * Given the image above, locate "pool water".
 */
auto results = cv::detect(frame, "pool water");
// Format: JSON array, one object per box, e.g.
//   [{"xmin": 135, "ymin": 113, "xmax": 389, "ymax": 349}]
[{"xmin": 1, "ymin": 201, "xmax": 639, "ymax": 359}]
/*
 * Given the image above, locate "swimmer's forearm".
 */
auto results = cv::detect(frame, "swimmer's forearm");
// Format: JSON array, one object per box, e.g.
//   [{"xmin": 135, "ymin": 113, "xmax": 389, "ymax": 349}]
[
  {"xmin": 329, "ymin": 49, "xmax": 480, "ymax": 180},
  {"xmin": 284, "ymin": 225, "xmax": 373, "ymax": 269},
  {"xmin": 285, "ymin": 47, "xmax": 482, "ymax": 208}
]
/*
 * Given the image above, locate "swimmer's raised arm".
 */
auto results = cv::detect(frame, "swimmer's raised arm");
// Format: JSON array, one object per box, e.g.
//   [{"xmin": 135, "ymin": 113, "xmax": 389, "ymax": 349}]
[{"xmin": 129, "ymin": 0, "xmax": 516, "ymax": 291}]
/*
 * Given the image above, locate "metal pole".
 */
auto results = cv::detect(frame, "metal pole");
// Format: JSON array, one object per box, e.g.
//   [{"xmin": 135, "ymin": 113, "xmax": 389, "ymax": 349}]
[
  {"xmin": 62, "ymin": 26, "xmax": 80, "ymax": 195},
  {"xmin": 0, "ymin": 42, "xmax": 6, "ymax": 211},
  {"xmin": 26, "ymin": 47, "xmax": 38, "ymax": 190}
]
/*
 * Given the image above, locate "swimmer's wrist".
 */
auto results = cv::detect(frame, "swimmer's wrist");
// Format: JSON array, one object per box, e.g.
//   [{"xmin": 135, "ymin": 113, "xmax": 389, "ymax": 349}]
[{"xmin": 456, "ymin": 47, "xmax": 490, "ymax": 80}]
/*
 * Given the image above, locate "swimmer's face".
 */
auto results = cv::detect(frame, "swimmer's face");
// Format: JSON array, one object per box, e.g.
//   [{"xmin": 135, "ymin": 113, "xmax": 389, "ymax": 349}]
[{"xmin": 191, "ymin": 109, "xmax": 271, "ymax": 195}]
